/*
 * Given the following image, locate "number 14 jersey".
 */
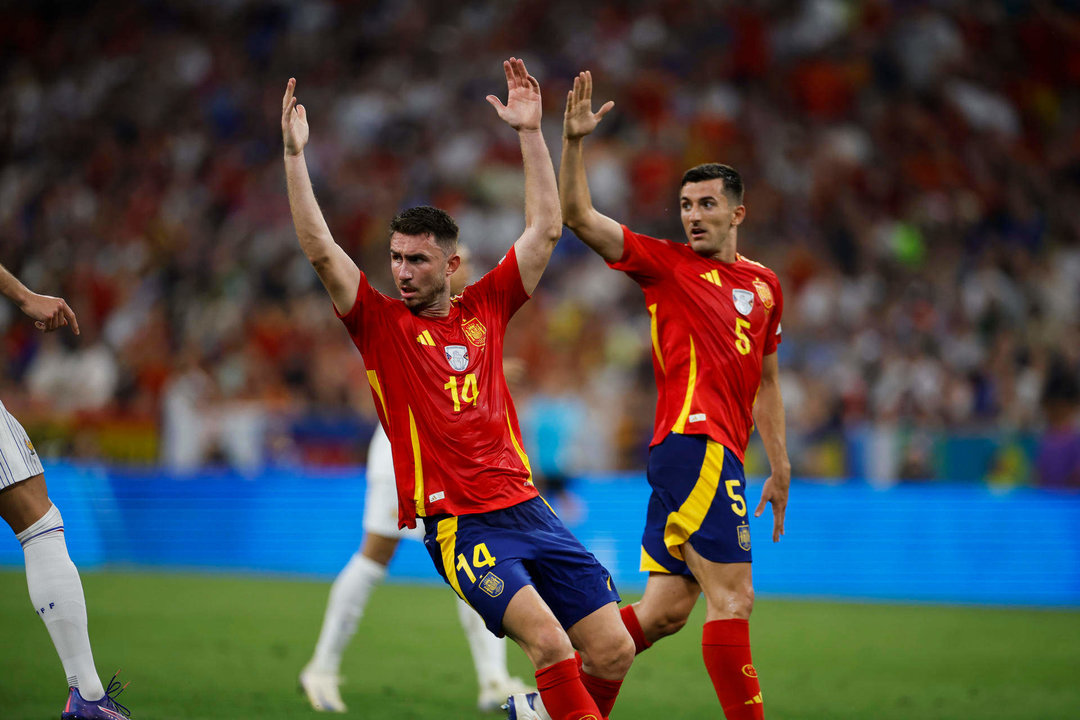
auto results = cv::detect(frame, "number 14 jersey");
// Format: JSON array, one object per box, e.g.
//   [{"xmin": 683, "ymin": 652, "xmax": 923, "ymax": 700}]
[{"xmin": 337, "ymin": 247, "xmax": 538, "ymax": 529}]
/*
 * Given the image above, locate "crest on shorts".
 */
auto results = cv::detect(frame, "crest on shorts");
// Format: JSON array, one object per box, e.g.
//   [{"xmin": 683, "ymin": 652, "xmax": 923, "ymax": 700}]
[
  {"xmin": 462, "ymin": 317, "xmax": 487, "ymax": 347},
  {"xmin": 444, "ymin": 345, "xmax": 469, "ymax": 372},
  {"xmin": 753, "ymin": 278, "xmax": 774, "ymax": 310},
  {"xmin": 737, "ymin": 523, "xmax": 751, "ymax": 551},
  {"xmin": 25, "ymin": 438, "xmax": 36, "ymax": 455},
  {"xmin": 479, "ymin": 572, "xmax": 504, "ymax": 598},
  {"xmin": 732, "ymin": 289, "xmax": 754, "ymax": 316}
]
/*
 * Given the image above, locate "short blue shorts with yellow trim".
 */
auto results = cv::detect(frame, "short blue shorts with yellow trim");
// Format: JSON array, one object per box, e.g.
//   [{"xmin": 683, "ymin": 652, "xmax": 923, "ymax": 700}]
[
  {"xmin": 423, "ymin": 496, "xmax": 620, "ymax": 637},
  {"xmin": 640, "ymin": 432, "xmax": 752, "ymax": 575}
]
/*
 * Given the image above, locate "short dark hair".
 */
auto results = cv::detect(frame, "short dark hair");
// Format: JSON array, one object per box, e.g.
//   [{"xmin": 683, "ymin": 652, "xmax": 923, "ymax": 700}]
[
  {"xmin": 681, "ymin": 163, "xmax": 744, "ymax": 205},
  {"xmin": 389, "ymin": 206, "xmax": 459, "ymax": 254}
]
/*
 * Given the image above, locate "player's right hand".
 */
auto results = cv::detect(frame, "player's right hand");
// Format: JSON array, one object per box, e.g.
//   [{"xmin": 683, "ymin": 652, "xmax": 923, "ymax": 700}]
[
  {"xmin": 563, "ymin": 70, "xmax": 614, "ymax": 140},
  {"xmin": 21, "ymin": 292, "xmax": 79, "ymax": 335},
  {"xmin": 282, "ymin": 78, "xmax": 309, "ymax": 156}
]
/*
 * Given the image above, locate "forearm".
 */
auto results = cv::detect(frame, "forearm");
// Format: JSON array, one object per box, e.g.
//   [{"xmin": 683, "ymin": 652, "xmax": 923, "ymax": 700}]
[
  {"xmin": 753, "ymin": 380, "xmax": 790, "ymax": 478},
  {"xmin": 520, "ymin": 128, "xmax": 561, "ymax": 239},
  {"xmin": 558, "ymin": 136, "xmax": 593, "ymax": 229},
  {"xmin": 284, "ymin": 151, "xmax": 339, "ymax": 266},
  {"xmin": 0, "ymin": 263, "xmax": 31, "ymax": 307}
]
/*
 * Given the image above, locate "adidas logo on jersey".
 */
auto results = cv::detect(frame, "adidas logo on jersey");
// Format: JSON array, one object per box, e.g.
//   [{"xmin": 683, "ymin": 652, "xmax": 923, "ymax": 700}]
[
  {"xmin": 416, "ymin": 330, "xmax": 435, "ymax": 346},
  {"xmin": 699, "ymin": 269, "xmax": 722, "ymax": 286}
]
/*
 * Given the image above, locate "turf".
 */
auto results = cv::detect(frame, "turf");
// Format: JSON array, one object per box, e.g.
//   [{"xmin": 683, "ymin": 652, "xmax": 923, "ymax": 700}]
[{"xmin": 1, "ymin": 569, "xmax": 1077, "ymax": 719}]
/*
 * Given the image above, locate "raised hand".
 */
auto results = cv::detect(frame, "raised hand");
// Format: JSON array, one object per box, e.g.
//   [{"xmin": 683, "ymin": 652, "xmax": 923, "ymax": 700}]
[
  {"xmin": 486, "ymin": 58, "xmax": 542, "ymax": 132},
  {"xmin": 282, "ymin": 78, "xmax": 309, "ymax": 156},
  {"xmin": 21, "ymin": 292, "xmax": 79, "ymax": 335},
  {"xmin": 563, "ymin": 70, "xmax": 614, "ymax": 140}
]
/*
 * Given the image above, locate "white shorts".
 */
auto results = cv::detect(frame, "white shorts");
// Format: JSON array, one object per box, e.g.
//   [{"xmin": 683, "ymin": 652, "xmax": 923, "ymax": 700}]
[
  {"xmin": 362, "ymin": 428, "xmax": 423, "ymax": 541},
  {"xmin": 0, "ymin": 400, "xmax": 45, "ymax": 490}
]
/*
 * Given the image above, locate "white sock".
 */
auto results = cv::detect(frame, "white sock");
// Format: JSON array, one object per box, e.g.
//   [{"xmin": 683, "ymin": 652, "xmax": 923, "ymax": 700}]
[
  {"xmin": 456, "ymin": 595, "xmax": 510, "ymax": 690},
  {"xmin": 308, "ymin": 552, "xmax": 387, "ymax": 674},
  {"xmin": 17, "ymin": 504, "xmax": 105, "ymax": 701}
]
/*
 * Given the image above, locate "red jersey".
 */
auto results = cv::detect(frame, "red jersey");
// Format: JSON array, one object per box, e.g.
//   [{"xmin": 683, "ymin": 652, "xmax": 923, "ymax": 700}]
[
  {"xmin": 338, "ymin": 247, "xmax": 538, "ymax": 528},
  {"xmin": 610, "ymin": 225, "xmax": 783, "ymax": 461}
]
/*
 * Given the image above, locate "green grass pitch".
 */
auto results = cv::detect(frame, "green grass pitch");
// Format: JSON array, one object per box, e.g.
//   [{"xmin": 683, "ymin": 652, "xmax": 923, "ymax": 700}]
[{"xmin": 1, "ymin": 569, "xmax": 1078, "ymax": 719}]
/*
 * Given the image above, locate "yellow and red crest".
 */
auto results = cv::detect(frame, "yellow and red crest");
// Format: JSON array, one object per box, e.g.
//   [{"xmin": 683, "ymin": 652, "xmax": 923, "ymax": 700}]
[
  {"xmin": 752, "ymin": 278, "xmax": 773, "ymax": 310},
  {"xmin": 462, "ymin": 317, "xmax": 487, "ymax": 347}
]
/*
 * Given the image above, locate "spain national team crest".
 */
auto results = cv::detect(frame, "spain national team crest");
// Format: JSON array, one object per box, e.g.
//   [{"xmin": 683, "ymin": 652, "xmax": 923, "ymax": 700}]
[
  {"xmin": 753, "ymin": 278, "xmax": 774, "ymax": 310},
  {"xmin": 732, "ymin": 289, "xmax": 755, "ymax": 316},
  {"xmin": 445, "ymin": 345, "xmax": 469, "ymax": 372},
  {"xmin": 737, "ymin": 523, "xmax": 751, "ymax": 551},
  {"xmin": 479, "ymin": 572, "xmax": 504, "ymax": 598},
  {"xmin": 462, "ymin": 317, "xmax": 487, "ymax": 347}
]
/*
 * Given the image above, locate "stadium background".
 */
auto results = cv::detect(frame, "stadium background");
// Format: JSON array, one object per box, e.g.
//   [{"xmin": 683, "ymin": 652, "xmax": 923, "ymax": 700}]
[{"xmin": 2, "ymin": 1, "xmax": 1079, "ymax": 718}]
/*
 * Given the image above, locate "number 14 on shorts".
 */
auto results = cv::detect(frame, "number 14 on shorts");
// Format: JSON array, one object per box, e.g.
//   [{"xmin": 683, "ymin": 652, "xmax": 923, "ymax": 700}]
[{"xmin": 456, "ymin": 542, "xmax": 497, "ymax": 583}]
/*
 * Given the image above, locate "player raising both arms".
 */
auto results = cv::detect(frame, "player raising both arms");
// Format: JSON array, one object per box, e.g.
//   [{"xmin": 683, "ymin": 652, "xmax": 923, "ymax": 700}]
[
  {"xmin": 0, "ymin": 263, "xmax": 132, "ymax": 720},
  {"xmin": 560, "ymin": 71, "xmax": 790, "ymax": 720},
  {"xmin": 282, "ymin": 58, "xmax": 634, "ymax": 720},
  {"xmin": 299, "ymin": 245, "xmax": 534, "ymax": 714}
]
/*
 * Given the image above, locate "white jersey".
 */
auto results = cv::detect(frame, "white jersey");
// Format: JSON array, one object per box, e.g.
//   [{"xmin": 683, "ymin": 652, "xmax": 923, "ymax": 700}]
[
  {"xmin": 0, "ymin": 399, "xmax": 44, "ymax": 489},
  {"xmin": 362, "ymin": 427, "xmax": 423, "ymax": 540}
]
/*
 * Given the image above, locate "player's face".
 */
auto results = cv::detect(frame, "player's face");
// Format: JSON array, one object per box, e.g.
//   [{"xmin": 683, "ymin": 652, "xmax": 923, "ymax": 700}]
[
  {"xmin": 389, "ymin": 232, "xmax": 458, "ymax": 310},
  {"xmin": 680, "ymin": 179, "xmax": 745, "ymax": 257}
]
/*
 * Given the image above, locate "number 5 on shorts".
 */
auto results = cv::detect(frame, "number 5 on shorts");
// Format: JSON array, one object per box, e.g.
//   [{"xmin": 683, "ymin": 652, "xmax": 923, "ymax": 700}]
[
  {"xmin": 456, "ymin": 542, "xmax": 497, "ymax": 583},
  {"xmin": 725, "ymin": 479, "xmax": 747, "ymax": 517}
]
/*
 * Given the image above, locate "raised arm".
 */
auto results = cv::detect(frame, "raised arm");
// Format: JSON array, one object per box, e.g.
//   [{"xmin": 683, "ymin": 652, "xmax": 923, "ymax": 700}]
[
  {"xmin": 752, "ymin": 351, "xmax": 791, "ymax": 542},
  {"xmin": 486, "ymin": 58, "xmax": 562, "ymax": 295},
  {"xmin": 560, "ymin": 70, "xmax": 624, "ymax": 263},
  {"xmin": 282, "ymin": 78, "xmax": 361, "ymax": 315},
  {"xmin": 0, "ymin": 262, "xmax": 79, "ymax": 334}
]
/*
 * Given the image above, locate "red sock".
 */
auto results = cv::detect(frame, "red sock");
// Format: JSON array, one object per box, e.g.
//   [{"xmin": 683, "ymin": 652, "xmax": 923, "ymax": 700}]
[
  {"xmin": 620, "ymin": 604, "xmax": 651, "ymax": 655},
  {"xmin": 579, "ymin": 670, "xmax": 623, "ymax": 719},
  {"xmin": 702, "ymin": 619, "xmax": 763, "ymax": 720},
  {"xmin": 535, "ymin": 658, "xmax": 604, "ymax": 720}
]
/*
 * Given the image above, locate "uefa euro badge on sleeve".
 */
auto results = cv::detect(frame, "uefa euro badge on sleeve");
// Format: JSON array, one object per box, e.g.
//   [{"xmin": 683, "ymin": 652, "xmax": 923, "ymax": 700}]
[
  {"xmin": 445, "ymin": 345, "xmax": 469, "ymax": 372},
  {"xmin": 732, "ymin": 288, "xmax": 755, "ymax": 316},
  {"xmin": 479, "ymin": 572, "xmax": 505, "ymax": 598},
  {"xmin": 737, "ymin": 523, "xmax": 752, "ymax": 552}
]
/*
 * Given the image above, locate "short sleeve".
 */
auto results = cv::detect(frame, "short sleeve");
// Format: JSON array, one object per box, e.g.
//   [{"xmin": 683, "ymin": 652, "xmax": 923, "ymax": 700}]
[
  {"xmin": 461, "ymin": 245, "xmax": 530, "ymax": 326},
  {"xmin": 763, "ymin": 276, "xmax": 784, "ymax": 355},
  {"xmin": 607, "ymin": 225, "xmax": 672, "ymax": 286},
  {"xmin": 336, "ymin": 272, "xmax": 394, "ymax": 351}
]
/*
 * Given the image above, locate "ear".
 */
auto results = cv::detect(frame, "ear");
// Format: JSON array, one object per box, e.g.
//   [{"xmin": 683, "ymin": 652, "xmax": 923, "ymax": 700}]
[
  {"xmin": 446, "ymin": 253, "xmax": 462, "ymax": 278},
  {"xmin": 732, "ymin": 204, "xmax": 747, "ymax": 226}
]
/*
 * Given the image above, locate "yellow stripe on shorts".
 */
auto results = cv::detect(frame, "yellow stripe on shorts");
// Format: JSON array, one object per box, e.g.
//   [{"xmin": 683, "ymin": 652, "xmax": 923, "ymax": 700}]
[
  {"xmin": 640, "ymin": 546, "xmax": 670, "ymax": 574},
  {"xmin": 436, "ymin": 517, "xmax": 472, "ymax": 607},
  {"xmin": 663, "ymin": 440, "xmax": 725, "ymax": 561}
]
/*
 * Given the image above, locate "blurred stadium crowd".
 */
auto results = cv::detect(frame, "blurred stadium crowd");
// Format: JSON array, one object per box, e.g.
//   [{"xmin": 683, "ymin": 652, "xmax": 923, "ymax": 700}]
[{"xmin": 1, "ymin": 0, "xmax": 1078, "ymax": 485}]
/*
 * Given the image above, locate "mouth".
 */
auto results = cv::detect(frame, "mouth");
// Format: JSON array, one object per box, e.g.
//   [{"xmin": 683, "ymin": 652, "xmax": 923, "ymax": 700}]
[{"xmin": 690, "ymin": 228, "xmax": 706, "ymax": 240}]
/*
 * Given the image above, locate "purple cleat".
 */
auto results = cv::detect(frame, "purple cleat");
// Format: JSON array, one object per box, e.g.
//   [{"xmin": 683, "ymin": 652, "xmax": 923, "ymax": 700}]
[{"xmin": 61, "ymin": 673, "xmax": 131, "ymax": 720}]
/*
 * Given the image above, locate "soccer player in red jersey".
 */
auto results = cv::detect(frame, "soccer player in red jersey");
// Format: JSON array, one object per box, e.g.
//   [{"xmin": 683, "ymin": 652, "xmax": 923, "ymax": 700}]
[
  {"xmin": 281, "ymin": 59, "xmax": 633, "ymax": 720},
  {"xmin": 559, "ymin": 71, "xmax": 791, "ymax": 720}
]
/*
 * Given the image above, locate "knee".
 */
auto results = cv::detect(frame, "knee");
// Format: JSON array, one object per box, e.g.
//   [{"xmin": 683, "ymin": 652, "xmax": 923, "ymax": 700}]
[
  {"xmin": 580, "ymin": 629, "xmax": 636, "ymax": 679},
  {"xmin": 522, "ymin": 621, "xmax": 575, "ymax": 670},
  {"xmin": 714, "ymin": 584, "xmax": 754, "ymax": 619},
  {"xmin": 652, "ymin": 608, "xmax": 691, "ymax": 639}
]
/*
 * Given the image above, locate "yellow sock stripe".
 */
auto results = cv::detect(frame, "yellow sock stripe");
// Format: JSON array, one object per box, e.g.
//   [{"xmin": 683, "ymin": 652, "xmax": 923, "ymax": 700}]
[
  {"xmin": 648, "ymin": 303, "xmax": 665, "ymax": 373},
  {"xmin": 366, "ymin": 370, "xmax": 388, "ymax": 419},
  {"xmin": 640, "ymin": 546, "xmax": 670, "ymax": 573},
  {"xmin": 671, "ymin": 336, "xmax": 697, "ymax": 433},
  {"xmin": 505, "ymin": 404, "xmax": 533, "ymax": 484},
  {"xmin": 663, "ymin": 441, "xmax": 725, "ymax": 560},
  {"xmin": 408, "ymin": 407, "xmax": 425, "ymax": 517},
  {"xmin": 435, "ymin": 517, "xmax": 471, "ymax": 606}
]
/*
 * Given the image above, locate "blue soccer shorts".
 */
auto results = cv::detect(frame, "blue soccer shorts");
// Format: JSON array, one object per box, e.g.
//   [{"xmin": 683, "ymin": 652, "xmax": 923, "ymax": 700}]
[
  {"xmin": 640, "ymin": 432, "xmax": 753, "ymax": 575},
  {"xmin": 423, "ymin": 496, "xmax": 620, "ymax": 637}
]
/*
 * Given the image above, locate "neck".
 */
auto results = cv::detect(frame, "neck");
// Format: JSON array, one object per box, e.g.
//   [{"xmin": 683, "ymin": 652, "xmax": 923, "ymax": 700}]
[
  {"xmin": 707, "ymin": 232, "xmax": 738, "ymax": 264},
  {"xmin": 414, "ymin": 294, "xmax": 452, "ymax": 318}
]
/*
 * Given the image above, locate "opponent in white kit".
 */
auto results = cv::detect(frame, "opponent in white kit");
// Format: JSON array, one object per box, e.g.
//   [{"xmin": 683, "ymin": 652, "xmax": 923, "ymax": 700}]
[
  {"xmin": 0, "ymin": 262, "xmax": 131, "ymax": 720},
  {"xmin": 298, "ymin": 247, "xmax": 532, "ymax": 713}
]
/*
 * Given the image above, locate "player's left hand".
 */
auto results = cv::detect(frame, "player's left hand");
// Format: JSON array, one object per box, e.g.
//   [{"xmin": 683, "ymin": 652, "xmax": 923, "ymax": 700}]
[
  {"xmin": 486, "ymin": 57, "xmax": 541, "ymax": 132},
  {"xmin": 21, "ymin": 292, "xmax": 79, "ymax": 335},
  {"xmin": 755, "ymin": 465, "xmax": 790, "ymax": 542}
]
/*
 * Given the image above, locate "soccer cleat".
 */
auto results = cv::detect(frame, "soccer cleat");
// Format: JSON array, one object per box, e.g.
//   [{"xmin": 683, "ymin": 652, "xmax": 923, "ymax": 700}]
[
  {"xmin": 478, "ymin": 676, "xmax": 536, "ymax": 713},
  {"xmin": 503, "ymin": 691, "xmax": 551, "ymax": 720},
  {"xmin": 299, "ymin": 663, "xmax": 347, "ymax": 713},
  {"xmin": 61, "ymin": 673, "xmax": 131, "ymax": 720}
]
